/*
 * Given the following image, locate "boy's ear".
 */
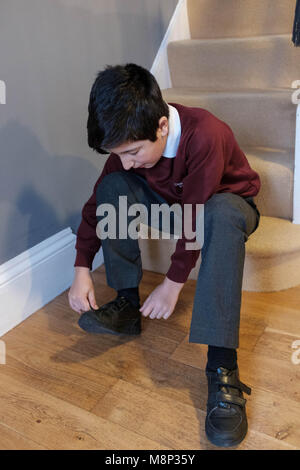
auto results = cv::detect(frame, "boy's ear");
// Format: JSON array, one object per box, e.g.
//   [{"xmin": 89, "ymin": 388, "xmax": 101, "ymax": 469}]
[{"xmin": 158, "ymin": 116, "xmax": 169, "ymax": 137}]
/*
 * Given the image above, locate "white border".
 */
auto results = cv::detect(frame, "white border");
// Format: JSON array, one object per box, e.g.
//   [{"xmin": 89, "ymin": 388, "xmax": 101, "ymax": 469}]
[
  {"xmin": 293, "ymin": 104, "xmax": 300, "ymax": 224},
  {"xmin": 0, "ymin": 80, "xmax": 6, "ymax": 104}
]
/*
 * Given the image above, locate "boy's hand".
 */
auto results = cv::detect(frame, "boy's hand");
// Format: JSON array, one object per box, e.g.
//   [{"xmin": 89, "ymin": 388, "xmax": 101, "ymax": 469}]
[
  {"xmin": 68, "ymin": 267, "xmax": 99, "ymax": 314},
  {"xmin": 139, "ymin": 277, "xmax": 184, "ymax": 320}
]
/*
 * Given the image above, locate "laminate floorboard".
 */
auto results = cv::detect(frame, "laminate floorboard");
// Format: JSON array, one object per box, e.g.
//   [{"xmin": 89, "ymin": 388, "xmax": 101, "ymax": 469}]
[{"xmin": 0, "ymin": 266, "xmax": 299, "ymax": 450}]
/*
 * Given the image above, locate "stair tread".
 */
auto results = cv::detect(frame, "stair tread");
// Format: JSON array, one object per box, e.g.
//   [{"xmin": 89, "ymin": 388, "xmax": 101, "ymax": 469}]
[
  {"xmin": 169, "ymin": 34, "xmax": 291, "ymax": 45},
  {"xmin": 246, "ymin": 216, "xmax": 300, "ymax": 257},
  {"xmin": 142, "ymin": 215, "xmax": 300, "ymax": 257},
  {"xmin": 244, "ymin": 146, "xmax": 294, "ymax": 169},
  {"xmin": 167, "ymin": 35, "xmax": 299, "ymax": 89},
  {"xmin": 163, "ymin": 87, "xmax": 294, "ymax": 96}
]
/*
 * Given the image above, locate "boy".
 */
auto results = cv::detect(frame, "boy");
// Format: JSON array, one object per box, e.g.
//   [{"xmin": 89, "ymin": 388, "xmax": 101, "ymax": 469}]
[{"xmin": 68, "ymin": 63, "xmax": 261, "ymax": 447}]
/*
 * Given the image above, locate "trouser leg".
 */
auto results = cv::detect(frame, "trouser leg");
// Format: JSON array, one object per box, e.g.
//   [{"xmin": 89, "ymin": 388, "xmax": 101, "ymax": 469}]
[
  {"xmin": 189, "ymin": 192, "xmax": 261, "ymax": 349},
  {"xmin": 95, "ymin": 171, "xmax": 179, "ymax": 290}
]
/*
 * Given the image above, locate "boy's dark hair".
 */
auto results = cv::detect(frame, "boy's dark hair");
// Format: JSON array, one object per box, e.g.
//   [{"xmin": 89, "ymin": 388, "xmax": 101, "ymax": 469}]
[{"xmin": 87, "ymin": 63, "xmax": 169, "ymax": 154}]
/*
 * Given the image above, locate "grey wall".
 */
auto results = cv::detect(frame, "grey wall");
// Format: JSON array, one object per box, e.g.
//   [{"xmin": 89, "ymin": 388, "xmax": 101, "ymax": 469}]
[{"xmin": 0, "ymin": 0, "xmax": 178, "ymax": 265}]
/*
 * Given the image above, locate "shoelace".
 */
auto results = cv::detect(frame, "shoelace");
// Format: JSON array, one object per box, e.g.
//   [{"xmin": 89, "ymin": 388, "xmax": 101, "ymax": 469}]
[
  {"xmin": 90, "ymin": 296, "xmax": 129, "ymax": 315},
  {"xmin": 105, "ymin": 296, "xmax": 129, "ymax": 314}
]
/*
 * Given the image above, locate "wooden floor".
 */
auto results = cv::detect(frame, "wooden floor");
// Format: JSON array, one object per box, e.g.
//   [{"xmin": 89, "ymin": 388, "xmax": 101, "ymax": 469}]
[{"xmin": 0, "ymin": 265, "xmax": 300, "ymax": 450}]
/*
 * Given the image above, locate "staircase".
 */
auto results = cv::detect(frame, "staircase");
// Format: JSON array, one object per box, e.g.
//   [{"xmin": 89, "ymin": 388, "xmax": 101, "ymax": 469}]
[{"xmin": 139, "ymin": 0, "xmax": 300, "ymax": 292}]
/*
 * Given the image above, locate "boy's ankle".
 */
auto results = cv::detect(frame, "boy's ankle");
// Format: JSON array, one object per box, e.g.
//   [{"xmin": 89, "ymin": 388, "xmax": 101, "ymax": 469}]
[
  {"xmin": 206, "ymin": 345, "xmax": 237, "ymax": 371},
  {"xmin": 117, "ymin": 287, "xmax": 140, "ymax": 308}
]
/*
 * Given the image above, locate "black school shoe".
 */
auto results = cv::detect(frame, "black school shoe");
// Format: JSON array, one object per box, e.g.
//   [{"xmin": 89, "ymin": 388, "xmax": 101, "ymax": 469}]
[
  {"xmin": 205, "ymin": 366, "xmax": 252, "ymax": 447},
  {"xmin": 78, "ymin": 296, "xmax": 141, "ymax": 336}
]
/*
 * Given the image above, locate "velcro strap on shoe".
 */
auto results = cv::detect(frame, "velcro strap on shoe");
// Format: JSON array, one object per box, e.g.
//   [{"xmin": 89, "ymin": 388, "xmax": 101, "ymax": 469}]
[
  {"xmin": 216, "ymin": 376, "xmax": 251, "ymax": 395},
  {"xmin": 216, "ymin": 391, "xmax": 247, "ymax": 408},
  {"xmin": 239, "ymin": 381, "xmax": 251, "ymax": 396}
]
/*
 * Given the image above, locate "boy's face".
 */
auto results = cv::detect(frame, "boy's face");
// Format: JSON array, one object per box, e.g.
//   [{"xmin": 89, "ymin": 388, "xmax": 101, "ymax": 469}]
[{"xmin": 106, "ymin": 116, "xmax": 169, "ymax": 171}]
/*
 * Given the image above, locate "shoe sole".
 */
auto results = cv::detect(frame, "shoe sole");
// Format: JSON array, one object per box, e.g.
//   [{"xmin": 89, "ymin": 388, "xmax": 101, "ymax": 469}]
[{"xmin": 78, "ymin": 311, "xmax": 141, "ymax": 336}]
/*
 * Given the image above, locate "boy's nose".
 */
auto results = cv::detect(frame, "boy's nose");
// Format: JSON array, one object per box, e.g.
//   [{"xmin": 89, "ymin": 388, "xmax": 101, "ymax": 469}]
[{"xmin": 123, "ymin": 161, "xmax": 134, "ymax": 170}]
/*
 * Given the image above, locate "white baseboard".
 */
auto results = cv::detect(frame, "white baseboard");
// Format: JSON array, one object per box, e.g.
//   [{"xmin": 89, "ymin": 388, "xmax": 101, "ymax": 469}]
[
  {"xmin": 0, "ymin": 228, "xmax": 103, "ymax": 337},
  {"xmin": 150, "ymin": 0, "xmax": 191, "ymax": 90}
]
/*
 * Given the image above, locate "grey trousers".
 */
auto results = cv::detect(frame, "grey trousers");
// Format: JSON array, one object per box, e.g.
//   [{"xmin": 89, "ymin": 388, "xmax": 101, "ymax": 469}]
[{"xmin": 96, "ymin": 171, "xmax": 261, "ymax": 349}]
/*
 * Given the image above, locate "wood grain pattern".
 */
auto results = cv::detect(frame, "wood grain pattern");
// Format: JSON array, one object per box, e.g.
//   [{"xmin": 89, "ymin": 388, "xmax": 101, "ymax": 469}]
[{"xmin": 0, "ymin": 265, "xmax": 299, "ymax": 450}]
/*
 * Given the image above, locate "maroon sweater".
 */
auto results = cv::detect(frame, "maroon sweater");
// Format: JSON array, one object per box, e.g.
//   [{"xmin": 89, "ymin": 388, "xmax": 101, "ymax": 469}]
[{"xmin": 74, "ymin": 102, "xmax": 261, "ymax": 283}]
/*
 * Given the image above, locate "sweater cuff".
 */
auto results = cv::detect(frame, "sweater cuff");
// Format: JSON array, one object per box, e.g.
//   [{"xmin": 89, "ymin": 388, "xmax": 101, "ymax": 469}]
[
  {"xmin": 166, "ymin": 263, "xmax": 192, "ymax": 284},
  {"xmin": 74, "ymin": 250, "xmax": 95, "ymax": 271}
]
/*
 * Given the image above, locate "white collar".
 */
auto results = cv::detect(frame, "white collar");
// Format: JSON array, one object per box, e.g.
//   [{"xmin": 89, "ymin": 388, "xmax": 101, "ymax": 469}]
[{"xmin": 162, "ymin": 104, "xmax": 181, "ymax": 158}]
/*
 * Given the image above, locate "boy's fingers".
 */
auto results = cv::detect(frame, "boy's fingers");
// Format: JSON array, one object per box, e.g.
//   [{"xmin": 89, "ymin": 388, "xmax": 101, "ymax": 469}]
[
  {"xmin": 75, "ymin": 298, "xmax": 90, "ymax": 313},
  {"xmin": 156, "ymin": 311, "xmax": 164, "ymax": 319},
  {"xmin": 139, "ymin": 300, "xmax": 148, "ymax": 311},
  {"xmin": 74, "ymin": 304, "xmax": 85, "ymax": 314},
  {"xmin": 141, "ymin": 304, "xmax": 153, "ymax": 317},
  {"xmin": 139, "ymin": 301, "xmax": 148, "ymax": 313},
  {"xmin": 70, "ymin": 297, "xmax": 89, "ymax": 314},
  {"xmin": 81, "ymin": 303, "xmax": 90, "ymax": 313},
  {"xmin": 88, "ymin": 291, "xmax": 99, "ymax": 310},
  {"xmin": 148, "ymin": 306, "xmax": 163, "ymax": 319},
  {"xmin": 70, "ymin": 300, "xmax": 81, "ymax": 313}
]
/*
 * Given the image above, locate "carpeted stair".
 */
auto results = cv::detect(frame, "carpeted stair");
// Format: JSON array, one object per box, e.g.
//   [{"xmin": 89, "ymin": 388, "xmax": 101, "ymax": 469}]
[{"xmin": 139, "ymin": 0, "xmax": 300, "ymax": 291}]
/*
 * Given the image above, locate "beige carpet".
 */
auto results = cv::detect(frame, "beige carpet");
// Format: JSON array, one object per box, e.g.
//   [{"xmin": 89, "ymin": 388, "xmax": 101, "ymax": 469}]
[{"xmin": 140, "ymin": 0, "xmax": 300, "ymax": 292}]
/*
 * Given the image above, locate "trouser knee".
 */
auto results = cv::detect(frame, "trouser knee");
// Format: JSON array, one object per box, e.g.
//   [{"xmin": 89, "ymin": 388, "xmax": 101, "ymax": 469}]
[
  {"xmin": 96, "ymin": 171, "xmax": 129, "ymax": 204},
  {"xmin": 203, "ymin": 193, "xmax": 248, "ymax": 245}
]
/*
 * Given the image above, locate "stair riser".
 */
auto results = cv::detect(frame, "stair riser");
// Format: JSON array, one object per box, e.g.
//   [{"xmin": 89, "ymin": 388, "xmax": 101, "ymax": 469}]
[
  {"xmin": 168, "ymin": 37, "xmax": 300, "ymax": 90},
  {"xmin": 243, "ymin": 252, "xmax": 300, "ymax": 292},
  {"xmin": 139, "ymin": 235, "xmax": 300, "ymax": 292},
  {"xmin": 188, "ymin": 0, "xmax": 296, "ymax": 38},
  {"xmin": 246, "ymin": 154, "xmax": 294, "ymax": 220},
  {"xmin": 162, "ymin": 89, "xmax": 297, "ymax": 149}
]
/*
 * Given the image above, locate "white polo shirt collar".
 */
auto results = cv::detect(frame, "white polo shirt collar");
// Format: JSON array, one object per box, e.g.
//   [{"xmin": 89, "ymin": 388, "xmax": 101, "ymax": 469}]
[{"xmin": 162, "ymin": 104, "xmax": 181, "ymax": 158}]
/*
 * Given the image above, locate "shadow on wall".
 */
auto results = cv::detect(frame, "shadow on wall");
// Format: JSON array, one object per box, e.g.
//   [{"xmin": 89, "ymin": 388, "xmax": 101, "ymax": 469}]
[
  {"xmin": 0, "ymin": 0, "xmax": 177, "ymax": 264},
  {"xmin": 0, "ymin": 0, "xmax": 178, "ymax": 322},
  {"xmin": 0, "ymin": 119, "xmax": 98, "ymax": 264}
]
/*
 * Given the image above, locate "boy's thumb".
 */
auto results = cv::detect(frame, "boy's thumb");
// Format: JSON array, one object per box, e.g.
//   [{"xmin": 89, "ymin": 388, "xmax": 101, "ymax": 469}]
[{"xmin": 88, "ymin": 290, "xmax": 99, "ymax": 310}]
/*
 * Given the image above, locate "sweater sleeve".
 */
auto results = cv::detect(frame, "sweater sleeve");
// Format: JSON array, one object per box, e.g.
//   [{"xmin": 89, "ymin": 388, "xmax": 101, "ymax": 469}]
[
  {"xmin": 74, "ymin": 153, "xmax": 123, "ymax": 270},
  {"xmin": 166, "ymin": 125, "xmax": 225, "ymax": 284}
]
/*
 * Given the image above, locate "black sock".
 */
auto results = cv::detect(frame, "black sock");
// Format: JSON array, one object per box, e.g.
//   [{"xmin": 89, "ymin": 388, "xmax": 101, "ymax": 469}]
[
  {"xmin": 206, "ymin": 345, "xmax": 237, "ymax": 372},
  {"xmin": 117, "ymin": 287, "xmax": 140, "ymax": 308}
]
